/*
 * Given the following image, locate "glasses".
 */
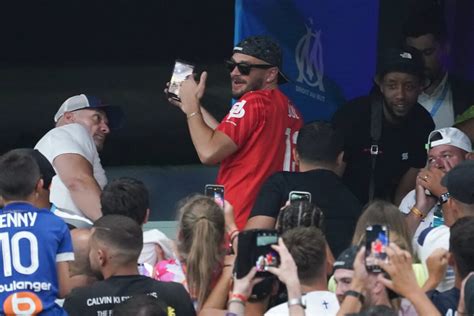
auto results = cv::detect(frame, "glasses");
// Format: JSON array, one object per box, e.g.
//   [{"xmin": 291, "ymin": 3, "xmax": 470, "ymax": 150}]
[{"xmin": 225, "ymin": 60, "xmax": 274, "ymax": 75}]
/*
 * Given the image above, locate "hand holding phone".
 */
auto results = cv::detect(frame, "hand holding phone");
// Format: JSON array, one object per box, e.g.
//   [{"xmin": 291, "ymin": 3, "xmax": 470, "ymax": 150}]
[
  {"xmin": 365, "ymin": 224, "xmax": 389, "ymax": 273},
  {"xmin": 205, "ymin": 184, "xmax": 225, "ymax": 208},
  {"xmin": 167, "ymin": 59, "xmax": 195, "ymax": 102},
  {"xmin": 235, "ymin": 229, "xmax": 280, "ymax": 278}
]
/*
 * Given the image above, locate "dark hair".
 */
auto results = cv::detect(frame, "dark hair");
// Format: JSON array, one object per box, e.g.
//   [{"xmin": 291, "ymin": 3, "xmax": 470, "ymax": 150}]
[
  {"xmin": 112, "ymin": 295, "xmax": 168, "ymax": 316},
  {"xmin": 450, "ymin": 216, "xmax": 474, "ymax": 279},
  {"xmin": 282, "ymin": 227, "xmax": 326, "ymax": 284},
  {"xmin": 177, "ymin": 194, "xmax": 226, "ymax": 307},
  {"xmin": 92, "ymin": 215, "xmax": 143, "ymax": 265},
  {"xmin": 347, "ymin": 305, "xmax": 397, "ymax": 316},
  {"xmin": 276, "ymin": 201, "xmax": 324, "ymax": 235},
  {"xmin": 101, "ymin": 177, "xmax": 149, "ymax": 225},
  {"xmin": 0, "ymin": 149, "xmax": 41, "ymax": 200},
  {"xmin": 402, "ymin": 3, "xmax": 446, "ymax": 42},
  {"xmin": 31, "ymin": 149, "xmax": 55, "ymax": 190},
  {"xmin": 296, "ymin": 121, "xmax": 343, "ymax": 164}
]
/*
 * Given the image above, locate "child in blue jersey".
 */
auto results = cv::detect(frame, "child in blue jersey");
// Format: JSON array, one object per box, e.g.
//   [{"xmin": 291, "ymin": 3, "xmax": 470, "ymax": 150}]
[{"xmin": 0, "ymin": 149, "xmax": 74, "ymax": 315}]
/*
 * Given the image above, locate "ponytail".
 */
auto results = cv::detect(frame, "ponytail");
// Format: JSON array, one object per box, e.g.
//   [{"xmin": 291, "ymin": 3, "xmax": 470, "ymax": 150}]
[{"xmin": 177, "ymin": 195, "xmax": 225, "ymax": 308}]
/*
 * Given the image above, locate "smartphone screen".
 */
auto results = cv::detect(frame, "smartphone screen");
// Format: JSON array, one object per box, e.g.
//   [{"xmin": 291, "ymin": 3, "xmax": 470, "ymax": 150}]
[
  {"xmin": 205, "ymin": 184, "xmax": 224, "ymax": 208},
  {"xmin": 365, "ymin": 224, "xmax": 389, "ymax": 273},
  {"xmin": 289, "ymin": 191, "xmax": 312, "ymax": 203},
  {"xmin": 168, "ymin": 60, "xmax": 195, "ymax": 101},
  {"xmin": 235, "ymin": 229, "xmax": 280, "ymax": 278},
  {"xmin": 254, "ymin": 232, "xmax": 279, "ymax": 276}
]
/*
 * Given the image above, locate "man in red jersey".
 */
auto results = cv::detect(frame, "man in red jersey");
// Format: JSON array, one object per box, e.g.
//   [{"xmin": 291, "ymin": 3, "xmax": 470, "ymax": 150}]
[{"xmin": 168, "ymin": 35, "xmax": 303, "ymax": 229}]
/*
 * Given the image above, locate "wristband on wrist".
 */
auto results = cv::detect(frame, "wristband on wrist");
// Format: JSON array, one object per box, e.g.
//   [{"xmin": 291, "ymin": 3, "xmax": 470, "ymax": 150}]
[
  {"xmin": 287, "ymin": 297, "xmax": 306, "ymax": 309},
  {"xmin": 344, "ymin": 290, "xmax": 365, "ymax": 305},
  {"xmin": 230, "ymin": 231, "xmax": 239, "ymax": 245},
  {"xmin": 230, "ymin": 293, "xmax": 247, "ymax": 302},
  {"xmin": 410, "ymin": 206, "xmax": 426, "ymax": 219},
  {"xmin": 186, "ymin": 111, "xmax": 201, "ymax": 119},
  {"xmin": 229, "ymin": 229, "xmax": 239, "ymax": 241}
]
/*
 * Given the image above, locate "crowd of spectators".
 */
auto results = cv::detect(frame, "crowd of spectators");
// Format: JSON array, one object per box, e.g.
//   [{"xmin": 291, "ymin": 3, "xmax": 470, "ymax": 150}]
[{"xmin": 1, "ymin": 2, "xmax": 474, "ymax": 316}]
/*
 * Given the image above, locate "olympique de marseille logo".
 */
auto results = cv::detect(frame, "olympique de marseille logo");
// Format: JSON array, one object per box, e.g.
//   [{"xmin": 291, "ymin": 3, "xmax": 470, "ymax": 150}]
[{"xmin": 295, "ymin": 19, "xmax": 325, "ymax": 92}]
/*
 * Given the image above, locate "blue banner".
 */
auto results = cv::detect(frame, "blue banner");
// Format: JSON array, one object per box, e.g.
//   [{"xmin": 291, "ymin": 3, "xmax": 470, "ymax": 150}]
[{"xmin": 235, "ymin": 0, "xmax": 379, "ymax": 121}]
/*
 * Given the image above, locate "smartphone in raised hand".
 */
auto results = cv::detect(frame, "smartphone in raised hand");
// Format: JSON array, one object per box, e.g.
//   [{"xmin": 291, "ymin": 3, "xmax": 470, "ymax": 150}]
[
  {"xmin": 168, "ymin": 59, "xmax": 195, "ymax": 101},
  {"xmin": 205, "ymin": 184, "xmax": 224, "ymax": 208},
  {"xmin": 365, "ymin": 224, "xmax": 389, "ymax": 273}
]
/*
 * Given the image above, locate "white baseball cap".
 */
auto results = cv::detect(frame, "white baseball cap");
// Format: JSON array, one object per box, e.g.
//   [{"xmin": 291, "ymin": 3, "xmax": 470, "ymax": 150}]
[
  {"xmin": 426, "ymin": 127, "xmax": 472, "ymax": 153},
  {"xmin": 54, "ymin": 94, "xmax": 124, "ymax": 129}
]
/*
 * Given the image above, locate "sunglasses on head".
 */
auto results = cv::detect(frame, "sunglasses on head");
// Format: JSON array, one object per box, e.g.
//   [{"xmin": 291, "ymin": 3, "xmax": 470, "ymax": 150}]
[{"xmin": 225, "ymin": 60, "xmax": 274, "ymax": 75}]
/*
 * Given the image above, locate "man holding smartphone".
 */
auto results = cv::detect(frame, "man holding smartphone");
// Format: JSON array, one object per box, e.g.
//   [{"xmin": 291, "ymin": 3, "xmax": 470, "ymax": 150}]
[{"xmin": 168, "ymin": 35, "xmax": 303, "ymax": 230}]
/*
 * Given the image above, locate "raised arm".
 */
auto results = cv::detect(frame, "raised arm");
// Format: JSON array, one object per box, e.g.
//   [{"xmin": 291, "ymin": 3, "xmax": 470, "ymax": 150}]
[{"xmin": 168, "ymin": 72, "xmax": 238, "ymax": 165}]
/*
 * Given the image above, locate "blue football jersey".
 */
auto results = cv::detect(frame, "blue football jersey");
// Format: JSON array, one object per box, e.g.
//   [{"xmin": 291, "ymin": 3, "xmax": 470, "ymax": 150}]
[{"xmin": 0, "ymin": 202, "xmax": 73, "ymax": 315}]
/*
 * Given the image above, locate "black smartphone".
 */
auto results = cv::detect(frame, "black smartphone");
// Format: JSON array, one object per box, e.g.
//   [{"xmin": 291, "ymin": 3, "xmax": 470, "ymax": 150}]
[
  {"xmin": 235, "ymin": 229, "xmax": 280, "ymax": 278},
  {"xmin": 365, "ymin": 224, "xmax": 389, "ymax": 273},
  {"xmin": 289, "ymin": 191, "xmax": 312, "ymax": 203},
  {"xmin": 168, "ymin": 59, "xmax": 195, "ymax": 101},
  {"xmin": 205, "ymin": 184, "xmax": 224, "ymax": 208}
]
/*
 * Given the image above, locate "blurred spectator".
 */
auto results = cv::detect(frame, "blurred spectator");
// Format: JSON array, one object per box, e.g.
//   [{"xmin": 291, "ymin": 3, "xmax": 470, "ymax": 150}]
[
  {"xmin": 101, "ymin": 177, "xmax": 175, "ymax": 269},
  {"xmin": 247, "ymin": 121, "xmax": 361, "ymax": 257},
  {"xmin": 426, "ymin": 216, "xmax": 474, "ymax": 315},
  {"xmin": 265, "ymin": 227, "xmax": 339, "ymax": 315},
  {"xmin": 35, "ymin": 94, "xmax": 124, "ymax": 228},
  {"xmin": 0, "ymin": 149, "xmax": 73, "ymax": 315},
  {"xmin": 332, "ymin": 246, "xmax": 358, "ymax": 304},
  {"xmin": 415, "ymin": 160, "xmax": 474, "ymax": 292},
  {"xmin": 352, "ymin": 201, "xmax": 413, "ymax": 256},
  {"xmin": 276, "ymin": 201, "xmax": 334, "ymax": 273},
  {"xmin": 337, "ymin": 244, "xmax": 440, "ymax": 316},
  {"xmin": 276, "ymin": 201, "xmax": 325, "ymax": 235},
  {"xmin": 168, "ymin": 35, "xmax": 303, "ymax": 230},
  {"xmin": 403, "ymin": 4, "xmax": 474, "ymax": 128},
  {"xmin": 112, "ymin": 294, "xmax": 169, "ymax": 316},
  {"xmin": 457, "ymin": 272, "xmax": 474, "ymax": 316},
  {"xmin": 454, "ymin": 105, "xmax": 474, "ymax": 144},
  {"xmin": 154, "ymin": 195, "xmax": 226, "ymax": 310},
  {"xmin": 63, "ymin": 215, "xmax": 195, "ymax": 316},
  {"xmin": 332, "ymin": 47, "xmax": 434, "ymax": 206}
]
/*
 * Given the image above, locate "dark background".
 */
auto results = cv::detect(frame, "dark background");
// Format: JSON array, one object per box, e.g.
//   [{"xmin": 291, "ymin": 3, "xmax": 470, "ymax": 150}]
[
  {"xmin": 0, "ymin": 0, "xmax": 470, "ymax": 167},
  {"xmin": 0, "ymin": 0, "xmax": 235, "ymax": 166}
]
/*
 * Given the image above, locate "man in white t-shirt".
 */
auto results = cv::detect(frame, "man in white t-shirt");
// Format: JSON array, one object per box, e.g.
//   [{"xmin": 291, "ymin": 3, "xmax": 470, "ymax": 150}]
[
  {"xmin": 400, "ymin": 127, "xmax": 472, "ymax": 250},
  {"xmin": 265, "ymin": 227, "xmax": 339, "ymax": 316},
  {"xmin": 35, "ymin": 94, "xmax": 124, "ymax": 228}
]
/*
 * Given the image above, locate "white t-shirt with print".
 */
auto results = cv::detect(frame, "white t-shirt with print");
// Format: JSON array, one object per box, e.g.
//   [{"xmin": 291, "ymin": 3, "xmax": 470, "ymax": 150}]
[{"xmin": 265, "ymin": 290, "xmax": 339, "ymax": 316}]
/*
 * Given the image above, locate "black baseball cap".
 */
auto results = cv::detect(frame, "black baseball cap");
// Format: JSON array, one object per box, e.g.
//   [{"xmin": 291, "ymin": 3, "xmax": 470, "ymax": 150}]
[
  {"xmin": 333, "ymin": 246, "xmax": 358, "ymax": 271},
  {"xmin": 376, "ymin": 47, "xmax": 425, "ymax": 81},
  {"xmin": 233, "ymin": 35, "xmax": 289, "ymax": 84},
  {"xmin": 441, "ymin": 160, "xmax": 474, "ymax": 204}
]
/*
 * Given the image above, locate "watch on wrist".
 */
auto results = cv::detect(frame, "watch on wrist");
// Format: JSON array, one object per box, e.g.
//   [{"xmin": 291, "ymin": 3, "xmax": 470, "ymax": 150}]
[
  {"xmin": 287, "ymin": 297, "xmax": 306, "ymax": 309},
  {"xmin": 344, "ymin": 290, "xmax": 365, "ymax": 305},
  {"xmin": 439, "ymin": 192, "xmax": 450, "ymax": 205}
]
